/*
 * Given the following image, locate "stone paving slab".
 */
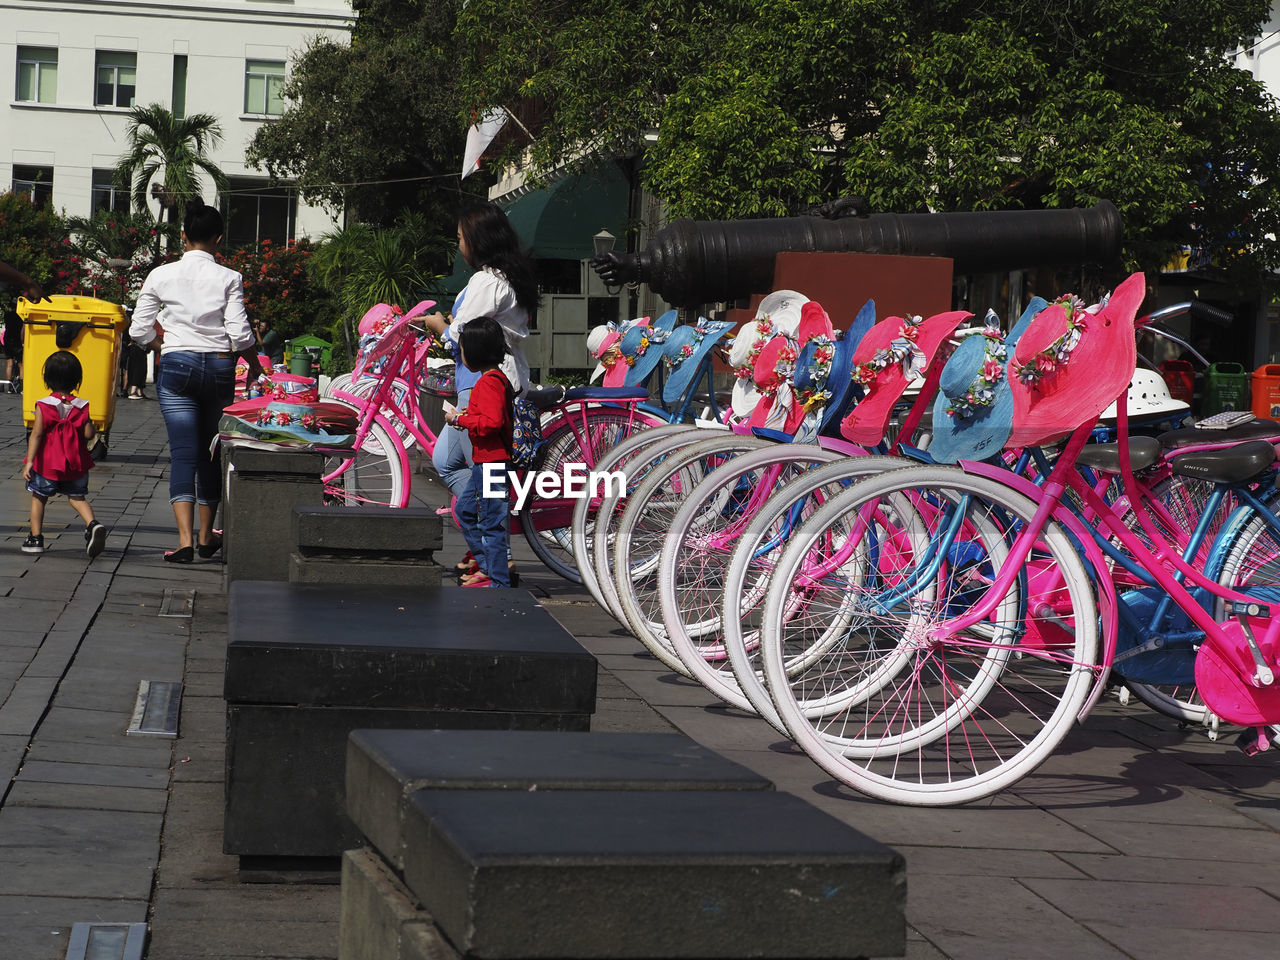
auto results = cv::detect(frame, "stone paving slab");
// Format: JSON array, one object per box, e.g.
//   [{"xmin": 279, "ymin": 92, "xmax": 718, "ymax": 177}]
[{"xmin": 0, "ymin": 895, "xmax": 147, "ymax": 960}]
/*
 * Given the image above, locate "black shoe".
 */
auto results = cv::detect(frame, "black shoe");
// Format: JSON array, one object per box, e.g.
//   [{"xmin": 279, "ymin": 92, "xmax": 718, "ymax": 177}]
[
  {"xmin": 85, "ymin": 521, "xmax": 107, "ymax": 560},
  {"xmin": 21, "ymin": 534, "xmax": 43, "ymax": 554},
  {"xmin": 197, "ymin": 531, "xmax": 223, "ymax": 559},
  {"xmin": 164, "ymin": 546, "xmax": 194, "ymax": 564}
]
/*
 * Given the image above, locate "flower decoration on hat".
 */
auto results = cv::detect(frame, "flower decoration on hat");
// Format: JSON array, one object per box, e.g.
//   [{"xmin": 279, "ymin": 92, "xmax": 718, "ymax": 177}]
[
  {"xmin": 795, "ymin": 335, "xmax": 837, "ymax": 411},
  {"xmin": 757, "ymin": 338, "xmax": 798, "ymax": 398},
  {"xmin": 731, "ymin": 318, "xmax": 772, "ymax": 380},
  {"xmin": 1013, "ymin": 295, "xmax": 1090, "ymax": 387},
  {"xmin": 664, "ymin": 324, "xmax": 715, "ymax": 369},
  {"xmin": 623, "ymin": 327, "xmax": 667, "ymax": 367},
  {"xmin": 946, "ymin": 311, "xmax": 1009, "ymax": 419},
  {"xmin": 853, "ymin": 317, "xmax": 923, "ymax": 385}
]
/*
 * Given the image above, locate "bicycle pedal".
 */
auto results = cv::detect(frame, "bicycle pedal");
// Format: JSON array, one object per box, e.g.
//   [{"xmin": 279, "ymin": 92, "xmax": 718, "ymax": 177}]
[{"xmin": 1234, "ymin": 727, "xmax": 1271, "ymax": 757}]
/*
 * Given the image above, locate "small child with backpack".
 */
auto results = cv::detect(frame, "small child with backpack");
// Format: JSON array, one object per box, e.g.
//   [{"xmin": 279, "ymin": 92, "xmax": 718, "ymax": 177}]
[
  {"xmin": 444, "ymin": 316, "xmax": 513, "ymax": 588},
  {"xmin": 22, "ymin": 350, "xmax": 107, "ymax": 558}
]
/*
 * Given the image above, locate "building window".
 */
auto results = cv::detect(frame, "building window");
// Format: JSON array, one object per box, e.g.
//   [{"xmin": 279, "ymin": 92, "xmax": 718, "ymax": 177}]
[
  {"xmin": 224, "ymin": 178, "xmax": 296, "ymax": 246},
  {"xmin": 95, "ymin": 51, "xmax": 137, "ymax": 108},
  {"xmin": 92, "ymin": 169, "xmax": 130, "ymax": 215},
  {"xmin": 244, "ymin": 60, "xmax": 285, "ymax": 116},
  {"xmin": 12, "ymin": 165, "xmax": 53, "ymax": 207},
  {"xmin": 16, "ymin": 46, "xmax": 58, "ymax": 103},
  {"xmin": 172, "ymin": 55, "xmax": 188, "ymax": 119}
]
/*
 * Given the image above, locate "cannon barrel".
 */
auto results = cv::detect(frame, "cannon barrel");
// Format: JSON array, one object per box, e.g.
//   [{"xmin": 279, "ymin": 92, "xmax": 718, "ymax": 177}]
[{"xmin": 596, "ymin": 201, "xmax": 1122, "ymax": 306}]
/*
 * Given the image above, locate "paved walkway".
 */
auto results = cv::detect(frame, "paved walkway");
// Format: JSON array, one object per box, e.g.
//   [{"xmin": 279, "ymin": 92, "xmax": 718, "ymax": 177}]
[{"xmin": 1, "ymin": 394, "xmax": 1279, "ymax": 958}]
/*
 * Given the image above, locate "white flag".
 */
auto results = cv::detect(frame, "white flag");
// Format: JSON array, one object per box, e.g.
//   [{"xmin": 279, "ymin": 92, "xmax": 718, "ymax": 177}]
[{"xmin": 462, "ymin": 108, "xmax": 508, "ymax": 178}]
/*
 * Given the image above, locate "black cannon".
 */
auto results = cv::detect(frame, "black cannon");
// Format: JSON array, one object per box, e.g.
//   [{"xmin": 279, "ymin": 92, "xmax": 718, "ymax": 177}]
[{"xmin": 592, "ymin": 201, "xmax": 1122, "ymax": 307}]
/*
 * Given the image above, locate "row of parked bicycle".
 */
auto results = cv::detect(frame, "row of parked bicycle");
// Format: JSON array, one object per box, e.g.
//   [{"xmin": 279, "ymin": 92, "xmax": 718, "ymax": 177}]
[{"xmin": 307, "ymin": 279, "xmax": 1280, "ymax": 806}]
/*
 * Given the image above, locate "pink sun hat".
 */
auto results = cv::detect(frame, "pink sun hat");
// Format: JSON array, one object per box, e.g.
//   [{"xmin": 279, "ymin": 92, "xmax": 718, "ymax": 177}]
[
  {"xmin": 591, "ymin": 316, "xmax": 650, "ymax": 384},
  {"xmin": 1007, "ymin": 272, "xmax": 1144, "ymax": 447},
  {"xmin": 748, "ymin": 335, "xmax": 802, "ymax": 431},
  {"xmin": 840, "ymin": 310, "xmax": 972, "ymax": 445}
]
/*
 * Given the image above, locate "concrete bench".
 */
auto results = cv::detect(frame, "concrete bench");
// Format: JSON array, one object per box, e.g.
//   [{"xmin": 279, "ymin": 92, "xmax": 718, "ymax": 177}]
[
  {"xmin": 222, "ymin": 582, "xmax": 596, "ymax": 866},
  {"xmin": 290, "ymin": 505, "xmax": 444, "ymax": 587},
  {"xmin": 338, "ymin": 729, "xmax": 904, "ymax": 960},
  {"xmin": 222, "ymin": 443, "xmax": 323, "ymax": 584},
  {"xmin": 402, "ymin": 788, "xmax": 904, "ymax": 958},
  {"xmin": 345, "ymin": 729, "xmax": 774, "ymax": 871}
]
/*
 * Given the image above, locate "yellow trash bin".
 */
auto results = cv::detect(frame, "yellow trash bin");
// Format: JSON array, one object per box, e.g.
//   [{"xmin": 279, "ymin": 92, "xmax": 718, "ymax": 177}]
[{"xmin": 16, "ymin": 295, "xmax": 127, "ymax": 439}]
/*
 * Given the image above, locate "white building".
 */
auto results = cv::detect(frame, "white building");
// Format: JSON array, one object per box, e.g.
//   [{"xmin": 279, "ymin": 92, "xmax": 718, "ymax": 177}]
[{"xmin": 1, "ymin": 0, "xmax": 353, "ymax": 244}]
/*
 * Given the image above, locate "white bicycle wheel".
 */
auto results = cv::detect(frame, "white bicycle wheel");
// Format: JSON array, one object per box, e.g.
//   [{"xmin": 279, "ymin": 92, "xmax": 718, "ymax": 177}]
[
  {"xmin": 345, "ymin": 375, "xmax": 418, "ymax": 450},
  {"xmin": 657, "ymin": 444, "xmax": 850, "ymax": 710},
  {"xmin": 611, "ymin": 434, "xmax": 771, "ymax": 674},
  {"xmin": 591, "ymin": 429, "xmax": 721, "ymax": 624},
  {"xmin": 759, "ymin": 465, "xmax": 1102, "ymax": 805},
  {"xmin": 321, "ymin": 413, "xmax": 409, "ymax": 507},
  {"xmin": 571, "ymin": 424, "xmax": 699, "ymax": 612},
  {"xmin": 718, "ymin": 455, "xmax": 911, "ymax": 730},
  {"xmin": 522, "ymin": 407, "xmax": 665, "ymax": 583}
]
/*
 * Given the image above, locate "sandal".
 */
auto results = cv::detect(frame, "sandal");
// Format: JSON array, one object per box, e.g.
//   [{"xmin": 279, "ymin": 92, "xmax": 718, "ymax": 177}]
[
  {"xmin": 462, "ymin": 575, "xmax": 493, "ymax": 588},
  {"xmin": 454, "ymin": 550, "xmax": 475, "ymax": 573},
  {"xmin": 197, "ymin": 532, "xmax": 223, "ymax": 559},
  {"xmin": 164, "ymin": 546, "xmax": 194, "ymax": 564},
  {"xmin": 459, "ymin": 569, "xmax": 490, "ymax": 586}
]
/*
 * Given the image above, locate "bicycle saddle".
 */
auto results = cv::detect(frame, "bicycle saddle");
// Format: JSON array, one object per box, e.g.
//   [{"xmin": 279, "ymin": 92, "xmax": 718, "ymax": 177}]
[
  {"xmin": 1076, "ymin": 436, "xmax": 1162, "ymax": 474},
  {"xmin": 1169, "ymin": 439, "xmax": 1276, "ymax": 484},
  {"xmin": 523, "ymin": 386, "xmax": 568, "ymax": 410},
  {"xmin": 1158, "ymin": 419, "xmax": 1280, "ymax": 450},
  {"xmin": 563, "ymin": 385, "xmax": 650, "ymax": 402}
]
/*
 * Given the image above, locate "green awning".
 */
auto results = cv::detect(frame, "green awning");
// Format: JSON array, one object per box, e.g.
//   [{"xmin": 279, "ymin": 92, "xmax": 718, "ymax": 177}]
[{"xmin": 500, "ymin": 163, "xmax": 630, "ymax": 260}]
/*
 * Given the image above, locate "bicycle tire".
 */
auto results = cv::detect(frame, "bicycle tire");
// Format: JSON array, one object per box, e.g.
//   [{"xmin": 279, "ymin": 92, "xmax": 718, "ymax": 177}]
[
  {"xmin": 572, "ymin": 424, "xmax": 700, "ymax": 611},
  {"xmin": 612, "ymin": 434, "xmax": 772, "ymax": 676},
  {"xmin": 759, "ymin": 465, "xmax": 1101, "ymax": 805},
  {"xmin": 591, "ymin": 428, "xmax": 718, "ymax": 625},
  {"xmin": 321, "ymin": 413, "xmax": 409, "ymax": 507},
  {"xmin": 522, "ymin": 407, "xmax": 665, "ymax": 583},
  {"xmin": 716, "ymin": 455, "xmax": 911, "ymax": 728},
  {"xmin": 657, "ymin": 444, "xmax": 850, "ymax": 710}
]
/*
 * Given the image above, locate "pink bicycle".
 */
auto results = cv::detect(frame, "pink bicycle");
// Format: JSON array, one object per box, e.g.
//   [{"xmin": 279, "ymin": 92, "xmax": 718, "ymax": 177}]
[{"xmin": 321, "ymin": 308, "xmax": 664, "ymax": 580}]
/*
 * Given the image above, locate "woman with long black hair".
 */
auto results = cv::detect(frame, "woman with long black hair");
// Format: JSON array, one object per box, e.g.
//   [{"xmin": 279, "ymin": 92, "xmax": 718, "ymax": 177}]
[{"xmin": 423, "ymin": 202, "xmax": 539, "ymax": 500}]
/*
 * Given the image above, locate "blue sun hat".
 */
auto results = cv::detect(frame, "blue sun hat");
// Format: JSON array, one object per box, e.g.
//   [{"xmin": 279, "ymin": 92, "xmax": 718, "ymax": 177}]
[
  {"xmin": 661, "ymin": 318, "xmax": 737, "ymax": 404},
  {"xmin": 621, "ymin": 309, "xmax": 680, "ymax": 387},
  {"xmin": 793, "ymin": 331, "xmax": 857, "ymax": 436},
  {"xmin": 928, "ymin": 296, "xmax": 1048, "ymax": 463}
]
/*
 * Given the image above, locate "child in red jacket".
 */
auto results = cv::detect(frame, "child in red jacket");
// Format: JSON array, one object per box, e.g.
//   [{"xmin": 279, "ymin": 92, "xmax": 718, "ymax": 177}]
[
  {"xmin": 22, "ymin": 350, "xmax": 107, "ymax": 558},
  {"xmin": 445, "ymin": 317, "xmax": 513, "ymax": 587}
]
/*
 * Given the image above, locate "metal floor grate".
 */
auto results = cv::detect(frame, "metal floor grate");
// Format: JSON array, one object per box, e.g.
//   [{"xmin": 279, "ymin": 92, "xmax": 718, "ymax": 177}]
[
  {"xmin": 158, "ymin": 587, "xmax": 195, "ymax": 618},
  {"xmin": 64, "ymin": 922, "xmax": 146, "ymax": 960},
  {"xmin": 126, "ymin": 680, "xmax": 183, "ymax": 738}
]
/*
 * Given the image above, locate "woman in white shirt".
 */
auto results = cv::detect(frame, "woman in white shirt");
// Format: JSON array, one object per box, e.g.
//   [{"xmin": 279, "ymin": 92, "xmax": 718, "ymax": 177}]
[
  {"xmin": 130, "ymin": 202, "xmax": 263, "ymax": 563},
  {"xmin": 423, "ymin": 202, "xmax": 539, "ymax": 499}
]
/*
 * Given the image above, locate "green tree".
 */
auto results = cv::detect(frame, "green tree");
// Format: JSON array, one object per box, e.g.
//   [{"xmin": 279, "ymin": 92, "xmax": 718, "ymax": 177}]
[
  {"xmin": 245, "ymin": 0, "xmax": 476, "ymax": 229},
  {"xmin": 63, "ymin": 210, "xmax": 172, "ymax": 305},
  {"xmin": 456, "ymin": 0, "xmax": 1280, "ymax": 289},
  {"xmin": 114, "ymin": 103, "xmax": 229, "ymax": 228},
  {"xmin": 0, "ymin": 191, "xmax": 70, "ymax": 307},
  {"xmin": 309, "ymin": 214, "xmax": 446, "ymax": 368},
  {"xmin": 220, "ymin": 238, "xmax": 335, "ymax": 344}
]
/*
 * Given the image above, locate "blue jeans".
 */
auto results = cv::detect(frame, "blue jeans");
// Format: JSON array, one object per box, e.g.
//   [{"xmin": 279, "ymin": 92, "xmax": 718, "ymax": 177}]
[
  {"xmin": 455, "ymin": 461, "xmax": 509, "ymax": 587},
  {"xmin": 156, "ymin": 351, "xmax": 235, "ymax": 505},
  {"xmin": 431, "ymin": 387, "xmax": 472, "ymax": 498}
]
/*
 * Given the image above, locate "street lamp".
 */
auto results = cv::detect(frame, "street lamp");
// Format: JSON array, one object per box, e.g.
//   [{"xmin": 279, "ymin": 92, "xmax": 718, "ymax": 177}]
[{"xmin": 592, "ymin": 228, "xmax": 617, "ymax": 257}]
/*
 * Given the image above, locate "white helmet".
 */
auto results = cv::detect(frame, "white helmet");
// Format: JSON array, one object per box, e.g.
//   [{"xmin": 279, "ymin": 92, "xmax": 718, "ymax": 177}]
[{"xmin": 1099, "ymin": 367, "xmax": 1191, "ymax": 422}]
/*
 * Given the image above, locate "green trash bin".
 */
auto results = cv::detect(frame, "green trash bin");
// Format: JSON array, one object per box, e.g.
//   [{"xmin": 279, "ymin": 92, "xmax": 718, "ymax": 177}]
[
  {"xmin": 289, "ymin": 345, "xmax": 323, "ymax": 377},
  {"xmin": 1201, "ymin": 361, "xmax": 1250, "ymax": 415}
]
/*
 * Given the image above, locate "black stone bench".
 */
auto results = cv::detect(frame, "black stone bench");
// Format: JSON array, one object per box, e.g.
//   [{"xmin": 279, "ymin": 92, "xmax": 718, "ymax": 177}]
[
  {"xmin": 290, "ymin": 505, "xmax": 444, "ymax": 587},
  {"xmin": 223, "ymin": 582, "xmax": 596, "ymax": 867},
  {"xmin": 338, "ymin": 729, "xmax": 904, "ymax": 960},
  {"xmin": 346, "ymin": 729, "xmax": 774, "ymax": 871},
  {"xmin": 404, "ymin": 789, "xmax": 904, "ymax": 958},
  {"xmin": 221, "ymin": 443, "xmax": 323, "ymax": 584}
]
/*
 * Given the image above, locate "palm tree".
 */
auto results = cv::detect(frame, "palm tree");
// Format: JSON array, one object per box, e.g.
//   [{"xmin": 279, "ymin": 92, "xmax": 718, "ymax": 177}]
[{"xmin": 113, "ymin": 103, "xmax": 230, "ymax": 236}]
